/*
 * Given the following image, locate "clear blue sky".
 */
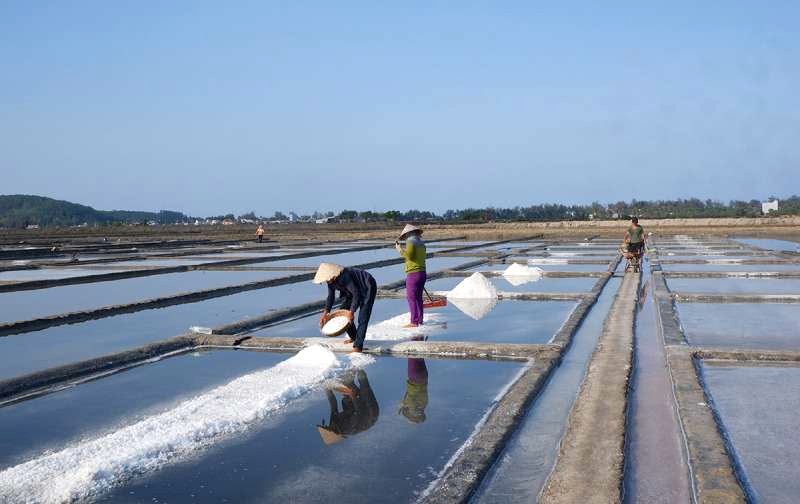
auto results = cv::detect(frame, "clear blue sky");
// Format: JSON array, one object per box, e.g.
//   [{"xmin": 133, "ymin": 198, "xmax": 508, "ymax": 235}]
[{"xmin": 1, "ymin": 1, "xmax": 798, "ymax": 216}]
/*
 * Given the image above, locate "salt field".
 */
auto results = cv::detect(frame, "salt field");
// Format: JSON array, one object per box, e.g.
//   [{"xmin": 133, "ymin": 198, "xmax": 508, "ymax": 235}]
[{"xmin": 1, "ymin": 233, "xmax": 798, "ymax": 503}]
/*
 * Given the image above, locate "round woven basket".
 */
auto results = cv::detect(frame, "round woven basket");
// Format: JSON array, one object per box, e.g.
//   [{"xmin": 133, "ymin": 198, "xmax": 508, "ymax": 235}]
[{"xmin": 320, "ymin": 309, "xmax": 353, "ymax": 337}]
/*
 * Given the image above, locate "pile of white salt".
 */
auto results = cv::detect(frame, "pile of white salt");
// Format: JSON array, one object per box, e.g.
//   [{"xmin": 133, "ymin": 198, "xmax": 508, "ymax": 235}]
[{"xmin": 447, "ymin": 272, "xmax": 498, "ymax": 299}]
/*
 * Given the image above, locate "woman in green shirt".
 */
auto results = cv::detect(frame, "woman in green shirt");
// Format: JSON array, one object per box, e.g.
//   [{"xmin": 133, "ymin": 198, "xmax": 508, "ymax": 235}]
[{"xmin": 396, "ymin": 224, "xmax": 427, "ymax": 327}]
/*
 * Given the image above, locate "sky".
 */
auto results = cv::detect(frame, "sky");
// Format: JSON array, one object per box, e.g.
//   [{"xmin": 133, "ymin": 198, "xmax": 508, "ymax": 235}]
[{"xmin": 1, "ymin": 1, "xmax": 798, "ymax": 216}]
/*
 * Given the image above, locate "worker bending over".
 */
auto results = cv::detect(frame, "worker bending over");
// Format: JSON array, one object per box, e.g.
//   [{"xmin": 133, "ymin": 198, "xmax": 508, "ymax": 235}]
[{"xmin": 315, "ymin": 263, "xmax": 377, "ymax": 353}]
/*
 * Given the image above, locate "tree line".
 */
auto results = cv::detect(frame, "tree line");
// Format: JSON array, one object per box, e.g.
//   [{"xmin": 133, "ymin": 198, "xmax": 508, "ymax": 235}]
[{"xmin": 2, "ymin": 194, "xmax": 798, "ymax": 228}]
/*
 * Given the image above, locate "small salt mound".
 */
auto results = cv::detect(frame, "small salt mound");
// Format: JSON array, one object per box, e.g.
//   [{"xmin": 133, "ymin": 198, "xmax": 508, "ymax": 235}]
[
  {"xmin": 366, "ymin": 312, "xmax": 447, "ymax": 341},
  {"xmin": 502, "ymin": 263, "xmax": 543, "ymax": 277},
  {"xmin": 447, "ymin": 272, "xmax": 497, "ymax": 299}
]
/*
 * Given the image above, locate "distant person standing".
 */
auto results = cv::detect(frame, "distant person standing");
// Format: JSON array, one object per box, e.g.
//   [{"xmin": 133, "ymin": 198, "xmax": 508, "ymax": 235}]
[
  {"xmin": 623, "ymin": 217, "xmax": 646, "ymax": 257},
  {"xmin": 396, "ymin": 224, "xmax": 427, "ymax": 328},
  {"xmin": 255, "ymin": 225, "xmax": 265, "ymax": 243}
]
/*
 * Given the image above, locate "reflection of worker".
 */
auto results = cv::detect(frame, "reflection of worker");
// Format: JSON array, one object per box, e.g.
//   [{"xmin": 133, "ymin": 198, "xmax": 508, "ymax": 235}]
[
  {"xmin": 399, "ymin": 357, "xmax": 429, "ymax": 424},
  {"xmin": 317, "ymin": 369, "xmax": 380, "ymax": 444},
  {"xmin": 395, "ymin": 224, "xmax": 427, "ymax": 328},
  {"xmin": 315, "ymin": 263, "xmax": 377, "ymax": 353},
  {"xmin": 255, "ymin": 225, "xmax": 265, "ymax": 243}
]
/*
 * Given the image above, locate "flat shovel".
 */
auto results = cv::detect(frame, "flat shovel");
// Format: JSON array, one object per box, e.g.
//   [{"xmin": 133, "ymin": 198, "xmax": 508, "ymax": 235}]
[{"xmin": 422, "ymin": 287, "xmax": 447, "ymax": 309}]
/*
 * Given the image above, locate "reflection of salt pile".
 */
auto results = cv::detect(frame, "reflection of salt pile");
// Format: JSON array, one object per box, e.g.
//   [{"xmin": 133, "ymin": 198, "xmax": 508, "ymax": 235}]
[
  {"xmin": 366, "ymin": 312, "xmax": 447, "ymax": 341},
  {"xmin": 447, "ymin": 273, "xmax": 498, "ymax": 320},
  {"xmin": 501, "ymin": 263, "xmax": 543, "ymax": 287},
  {"xmin": 0, "ymin": 345, "xmax": 372, "ymax": 504}
]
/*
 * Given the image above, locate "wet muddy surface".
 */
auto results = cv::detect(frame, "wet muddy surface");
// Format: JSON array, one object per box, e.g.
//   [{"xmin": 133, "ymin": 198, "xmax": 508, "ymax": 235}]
[{"xmin": 625, "ymin": 262, "xmax": 690, "ymax": 503}]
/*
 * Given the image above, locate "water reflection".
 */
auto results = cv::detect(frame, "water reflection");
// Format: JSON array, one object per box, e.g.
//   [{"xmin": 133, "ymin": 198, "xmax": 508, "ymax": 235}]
[
  {"xmin": 317, "ymin": 370, "xmax": 380, "ymax": 445},
  {"xmin": 448, "ymin": 297, "xmax": 498, "ymax": 320},
  {"xmin": 399, "ymin": 357, "xmax": 429, "ymax": 424},
  {"xmin": 637, "ymin": 258, "xmax": 650, "ymax": 312}
]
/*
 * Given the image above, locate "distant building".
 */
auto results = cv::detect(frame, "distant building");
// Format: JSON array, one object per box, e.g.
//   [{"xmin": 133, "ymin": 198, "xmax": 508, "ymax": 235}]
[
  {"xmin": 222, "ymin": 219, "xmax": 235, "ymax": 226},
  {"xmin": 762, "ymin": 200, "xmax": 779, "ymax": 214},
  {"xmin": 25, "ymin": 224, "xmax": 40, "ymax": 229}
]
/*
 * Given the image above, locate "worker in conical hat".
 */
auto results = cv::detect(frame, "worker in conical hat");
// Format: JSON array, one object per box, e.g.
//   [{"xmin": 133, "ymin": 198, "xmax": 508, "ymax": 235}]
[
  {"xmin": 314, "ymin": 263, "xmax": 377, "ymax": 353},
  {"xmin": 395, "ymin": 224, "xmax": 427, "ymax": 328}
]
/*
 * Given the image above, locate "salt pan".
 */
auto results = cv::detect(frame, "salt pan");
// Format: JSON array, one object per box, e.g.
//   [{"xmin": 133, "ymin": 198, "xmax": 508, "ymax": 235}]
[{"xmin": 0, "ymin": 345, "xmax": 371, "ymax": 504}]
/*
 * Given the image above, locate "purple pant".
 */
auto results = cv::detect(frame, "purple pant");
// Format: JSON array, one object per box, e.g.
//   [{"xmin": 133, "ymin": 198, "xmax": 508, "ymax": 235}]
[{"xmin": 405, "ymin": 271, "xmax": 427, "ymax": 325}]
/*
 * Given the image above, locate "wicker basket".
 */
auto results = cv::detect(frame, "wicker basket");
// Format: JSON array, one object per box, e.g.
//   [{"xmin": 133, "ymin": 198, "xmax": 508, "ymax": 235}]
[{"xmin": 320, "ymin": 309, "xmax": 353, "ymax": 337}]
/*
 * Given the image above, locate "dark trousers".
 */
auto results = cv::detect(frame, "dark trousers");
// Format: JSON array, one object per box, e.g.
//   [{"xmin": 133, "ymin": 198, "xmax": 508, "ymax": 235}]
[
  {"xmin": 346, "ymin": 277, "xmax": 377, "ymax": 349},
  {"xmin": 257, "ymin": 235, "xmax": 263, "ymax": 243}
]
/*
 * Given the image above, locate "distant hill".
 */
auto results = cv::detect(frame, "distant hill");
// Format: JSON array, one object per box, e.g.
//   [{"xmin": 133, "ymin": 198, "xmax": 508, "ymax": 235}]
[{"xmin": 0, "ymin": 195, "xmax": 189, "ymax": 228}]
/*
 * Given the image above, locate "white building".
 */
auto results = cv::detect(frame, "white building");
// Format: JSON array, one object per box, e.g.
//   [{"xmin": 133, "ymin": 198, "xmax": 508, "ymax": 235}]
[{"xmin": 762, "ymin": 200, "xmax": 779, "ymax": 214}]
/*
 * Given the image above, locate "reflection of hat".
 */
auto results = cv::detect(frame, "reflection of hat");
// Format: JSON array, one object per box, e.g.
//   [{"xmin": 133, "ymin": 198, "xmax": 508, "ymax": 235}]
[
  {"xmin": 399, "ymin": 224, "xmax": 423, "ymax": 240},
  {"xmin": 317, "ymin": 425, "xmax": 345, "ymax": 445},
  {"xmin": 313, "ymin": 263, "xmax": 344, "ymax": 284}
]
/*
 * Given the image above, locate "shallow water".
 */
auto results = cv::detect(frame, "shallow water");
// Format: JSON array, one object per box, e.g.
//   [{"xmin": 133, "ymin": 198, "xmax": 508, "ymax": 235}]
[
  {"xmin": 661, "ymin": 263, "xmax": 800, "ymax": 272},
  {"xmin": 678, "ymin": 303, "xmax": 800, "ymax": 349},
  {"xmin": 0, "ymin": 351, "xmax": 522, "ymax": 503},
  {"xmin": 0, "ymin": 268, "xmax": 125, "ymax": 282},
  {"xmin": 0, "ymin": 281, "xmax": 326, "ymax": 380},
  {"xmin": 667, "ymin": 278, "xmax": 800, "ymax": 295},
  {"xmin": 254, "ymin": 298, "xmax": 577, "ymax": 345},
  {"xmin": 0, "ymin": 270, "xmax": 298, "ymax": 323},
  {"xmin": 701, "ymin": 363, "xmax": 800, "ymax": 503},
  {"xmin": 733, "ymin": 238, "xmax": 800, "ymax": 253}
]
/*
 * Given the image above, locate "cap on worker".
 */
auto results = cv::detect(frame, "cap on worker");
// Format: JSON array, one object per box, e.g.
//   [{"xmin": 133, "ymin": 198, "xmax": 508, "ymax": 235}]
[
  {"xmin": 398, "ymin": 224, "xmax": 423, "ymax": 240},
  {"xmin": 313, "ymin": 263, "xmax": 344, "ymax": 284},
  {"xmin": 317, "ymin": 425, "xmax": 345, "ymax": 445}
]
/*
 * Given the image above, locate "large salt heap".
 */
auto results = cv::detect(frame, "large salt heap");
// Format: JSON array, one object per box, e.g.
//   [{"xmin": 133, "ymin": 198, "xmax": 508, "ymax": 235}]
[
  {"xmin": 447, "ymin": 272, "xmax": 498, "ymax": 299},
  {"xmin": 447, "ymin": 273, "xmax": 498, "ymax": 320}
]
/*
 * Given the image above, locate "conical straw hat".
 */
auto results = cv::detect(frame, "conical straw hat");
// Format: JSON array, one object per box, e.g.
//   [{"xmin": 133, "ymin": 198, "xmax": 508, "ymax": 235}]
[
  {"xmin": 313, "ymin": 263, "xmax": 344, "ymax": 284},
  {"xmin": 317, "ymin": 426, "xmax": 345, "ymax": 445},
  {"xmin": 399, "ymin": 224, "xmax": 423, "ymax": 240}
]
